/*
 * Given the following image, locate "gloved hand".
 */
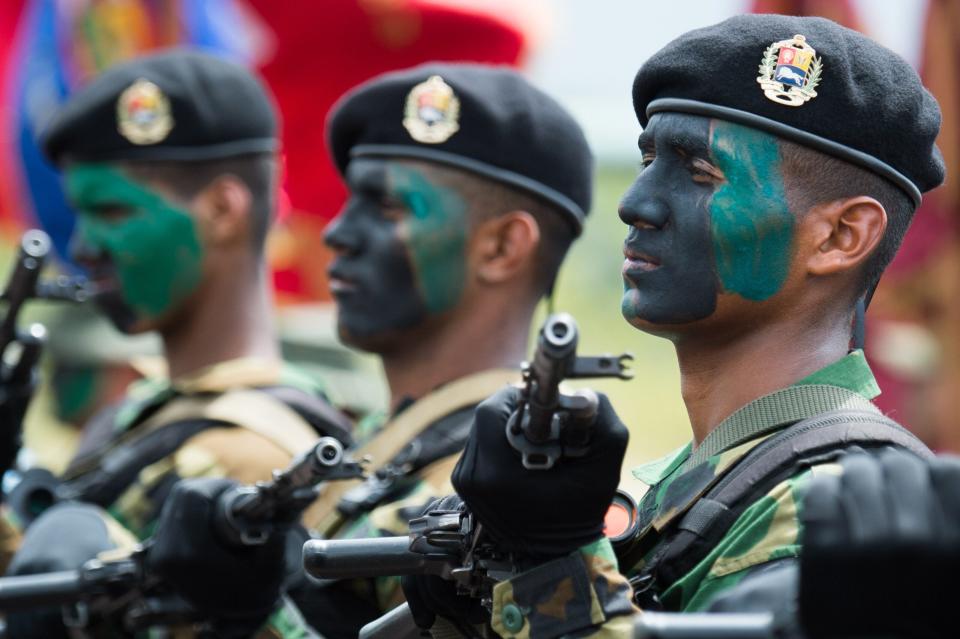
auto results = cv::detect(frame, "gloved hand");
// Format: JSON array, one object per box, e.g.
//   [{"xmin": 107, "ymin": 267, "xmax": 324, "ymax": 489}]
[
  {"xmin": 401, "ymin": 495, "xmax": 488, "ymax": 637},
  {"xmin": 7, "ymin": 502, "xmax": 118, "ymax": 639},
  {"xmin": 453, "ymin": 386, "xmax": 629, "ymax": 560},
  {"xmin": 146, "ymin": 478, "xmax": 294, "ymax": 637},
  {"xmin": 800, "ymin": 448, "xmax": 960, "ymax": 639}
]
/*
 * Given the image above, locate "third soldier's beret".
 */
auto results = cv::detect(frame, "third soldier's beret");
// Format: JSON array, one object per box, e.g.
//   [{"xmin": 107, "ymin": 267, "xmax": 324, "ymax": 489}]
[
  {"xmin": 328, "ymin": 63, "xmax": 593, "ymax": 235},
  {"xmin": 633, "ymin": 14, "xmax": 945, "ymax": 205},
  {"xmin": 42, "ymin": 48, "xmax": 278, "ymax": 165}
]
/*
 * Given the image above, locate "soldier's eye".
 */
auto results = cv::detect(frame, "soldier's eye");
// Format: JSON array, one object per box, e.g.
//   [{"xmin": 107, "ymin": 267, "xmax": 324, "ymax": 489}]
[{"xmin": 690, "ymin": 159, "xmax": 725, "ymax": 184}]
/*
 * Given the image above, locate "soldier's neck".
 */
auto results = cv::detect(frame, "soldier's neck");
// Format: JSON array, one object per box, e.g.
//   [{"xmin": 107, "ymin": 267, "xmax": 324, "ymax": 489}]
[
  {"xmin": 675, "ymin": 314, "xmax": 851, "ymax": 448},
  {"xmin": 160, "ymin": 265, "xmax": 279, "ymax": 380},
  {"xmin": 380, "ymin": 305, "xmax": 532, "ymax": 413}
]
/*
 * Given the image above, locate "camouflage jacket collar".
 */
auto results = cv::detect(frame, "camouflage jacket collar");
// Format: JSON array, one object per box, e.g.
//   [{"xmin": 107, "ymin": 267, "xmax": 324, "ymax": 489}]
[{"xmin": 632, "ymin": 350, "xmax": 880, "ymax": 533}]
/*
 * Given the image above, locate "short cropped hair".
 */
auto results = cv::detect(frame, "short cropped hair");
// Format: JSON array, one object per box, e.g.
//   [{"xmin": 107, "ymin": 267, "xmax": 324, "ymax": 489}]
[
  {"xmin": 427, "ymin": 163, "xmax": 577, "ymax": 298},
  {"xmin": 779, "ymin": 140, "xmax": 915, "ymax": 299},
  {"xmin": 122, "ymin": 153, "xmax": 277, "ymax": 254}
]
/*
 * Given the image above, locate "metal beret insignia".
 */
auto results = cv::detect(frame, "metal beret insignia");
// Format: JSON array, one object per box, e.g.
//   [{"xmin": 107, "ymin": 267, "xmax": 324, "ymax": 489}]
[
  {"xmin": 757, "ymin": 34, "xmax": 823, "ymax": 106},
  {"xmin": 116, "ymin": 78, "xmax": 174, "ymax": 145},
  {"xmin": 403, "ymin": 75, "xmax": 460, "ymax": 144}
]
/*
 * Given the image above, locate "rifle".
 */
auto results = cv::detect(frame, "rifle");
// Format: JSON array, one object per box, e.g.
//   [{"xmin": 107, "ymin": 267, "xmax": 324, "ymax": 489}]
[
  {"xmin": 506, "ymin": 312, "xmax": 633, "ymax": 469},
  {"xmin": 304, "ymin": 313, "xmax": 634, "ymax": 633},
  {"xmin": 0, "ymin": 230, "xmax": 89, "ymax": 477},
  {"xmin": 0, "ymin": 436, "xmax": 366, "ymax": 628}
]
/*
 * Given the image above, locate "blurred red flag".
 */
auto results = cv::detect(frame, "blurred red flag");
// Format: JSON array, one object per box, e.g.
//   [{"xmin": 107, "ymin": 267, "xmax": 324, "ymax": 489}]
[{"xmin": 245, "ymin": 0, "xmax": 532, "ymax": 303}]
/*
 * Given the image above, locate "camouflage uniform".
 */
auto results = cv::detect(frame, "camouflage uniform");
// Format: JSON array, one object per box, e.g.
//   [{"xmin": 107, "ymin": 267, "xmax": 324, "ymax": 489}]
[{"xmin": 488, "ymin": 351, "xmax": 881, "ymax": 638}]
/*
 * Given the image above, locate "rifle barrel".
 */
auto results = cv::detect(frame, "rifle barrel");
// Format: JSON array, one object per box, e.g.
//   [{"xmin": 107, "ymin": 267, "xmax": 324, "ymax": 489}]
[
  {"xmin": 303, "ymin": 537, "xmax": 434, "ymax": 579},
  {"xmin": 0, "ymin": 570, "xmax": 83, "ymax": 608}
]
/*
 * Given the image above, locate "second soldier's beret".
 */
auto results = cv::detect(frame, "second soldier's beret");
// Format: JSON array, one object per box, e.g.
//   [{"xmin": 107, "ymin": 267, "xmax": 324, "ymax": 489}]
[
  {"xmin": 328, "ymin": 63, "xmax": 593, "ymax": 235},
  {"xmin": 42, "ymin": 48, "xmax": 278, "ymax": 165},
  {"xmin": 633, "ymin": 14, "xmax": 945, "ymax": 205}
]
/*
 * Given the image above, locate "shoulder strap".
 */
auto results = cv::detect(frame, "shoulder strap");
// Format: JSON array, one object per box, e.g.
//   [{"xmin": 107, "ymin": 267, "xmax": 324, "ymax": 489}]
[
  {"xmin": 58, "ymin": 386, "xmax": 349, "ymax": 507},
  {"xmin": 629, "ymin": 409, "xmax": 931, "ymax": 603},
  {"xmin": 305, "ymin": 368, "xmax": 517, "ymax": 536}
]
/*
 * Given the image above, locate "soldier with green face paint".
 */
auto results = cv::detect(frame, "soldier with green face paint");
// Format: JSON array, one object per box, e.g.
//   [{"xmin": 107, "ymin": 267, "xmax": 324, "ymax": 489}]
[
  {"xmin": 3, "ymin": 49, "xmax": 354, "ymax": 638},
  {"xmin": 138, "ymin": 63, "xmax": 594, "ymax": 639},
  {"xmin": 395, "ymin": 14, "xmax": 947, "ymax": 639}
]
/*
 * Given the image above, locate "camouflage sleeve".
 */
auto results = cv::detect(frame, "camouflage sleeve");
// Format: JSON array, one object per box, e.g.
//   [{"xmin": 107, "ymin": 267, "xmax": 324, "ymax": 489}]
[
  {"xmin": 258, "ymin": 595, "xmax": 323, "ymax": 639},
  {"xmin": 662, "ymin": 462, "xmax": 840, "ymax": 613},
  {"xmin": 490, "ymin": 537, "xmax": 636, "ymax": 639}
]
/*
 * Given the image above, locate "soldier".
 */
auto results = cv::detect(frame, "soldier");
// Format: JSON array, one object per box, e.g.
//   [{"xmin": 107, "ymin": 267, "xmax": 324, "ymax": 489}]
[
  {"xmin": 4, "ymin": 49, "xmax": 351, "ymax": 637},
  {"xmin": 143, "ymin": 63, "xmax": 593, "ymax": 638},
  {"xmin": 401, "ymin": 14, "xmax": 944, "ymax": 638}
]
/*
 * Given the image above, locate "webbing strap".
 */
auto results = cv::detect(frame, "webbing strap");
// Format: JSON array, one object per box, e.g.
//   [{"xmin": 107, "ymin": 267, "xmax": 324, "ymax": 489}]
[
  {"xmin": 306, "ymin": 368, "xmax": 518, "ymax": 536},
  {"xmin": 688, "ymin": 384, "xmax": 879, "ymax": 467},
  {"xmin": 677, "ymin": 499, "xmax": 728, "ymax": 536}
]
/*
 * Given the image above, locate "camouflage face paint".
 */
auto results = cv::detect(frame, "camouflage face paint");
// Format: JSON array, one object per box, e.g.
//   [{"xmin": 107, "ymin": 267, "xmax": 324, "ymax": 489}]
[
  {"xmin": 708, "ymin": 121, "xmax": 794, "ymax": 301},
  {"xmin": 325, "ymin": 159, "xmax": 468, "ymax": 347},
  {"xmin": 389, "ymin": 163, "xmax": 468, "ymax": 313},
  {"xmin": 66, "ymin": 164, "xmax": 204, "ymax": 328}
]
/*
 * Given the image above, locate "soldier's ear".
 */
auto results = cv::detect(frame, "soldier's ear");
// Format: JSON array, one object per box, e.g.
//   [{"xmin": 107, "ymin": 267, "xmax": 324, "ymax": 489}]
[
  {"xmin": 471, "ymin": 210, "xmax": 540, "ymax": 285},
  {"xmin": 804, "ymin": 196, "xmax": 886, "ymax": 277},
  {"xmin": 194, "ymin": 174, "xmax": 252, "ymax": 248}
]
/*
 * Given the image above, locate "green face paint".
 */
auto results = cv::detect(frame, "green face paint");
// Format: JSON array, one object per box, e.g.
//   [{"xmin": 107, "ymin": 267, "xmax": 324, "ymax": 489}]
[
  {"xmin": 53, "ymin": 366, "xmax": 99, "ymax": 424},
  {"xmin": 66, "ymin": 164, "xmax": 205, "ymax": 323},
  {"xmin": 708, "ymin": 121, "xmax": 795, "ymax": 301},
  {"xmin": 388, "ymin": 164, "xmax": 468, "ymax": 314}
]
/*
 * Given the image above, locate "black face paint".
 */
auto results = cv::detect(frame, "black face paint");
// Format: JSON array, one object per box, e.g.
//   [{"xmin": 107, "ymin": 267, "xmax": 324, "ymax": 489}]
[
  {"xmin": 324, "ymin": 158, "xmax": 469, "ymax": 349},
  {"xmin": 620, "ymin": 114, "xmax": 719, "ymax": 326}
]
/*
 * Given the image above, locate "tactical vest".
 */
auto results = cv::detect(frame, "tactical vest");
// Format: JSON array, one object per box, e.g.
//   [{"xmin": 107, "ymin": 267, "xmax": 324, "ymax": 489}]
[{"xmin": 618, "ymin": 408, "xmax": 932, "ymax": 610}]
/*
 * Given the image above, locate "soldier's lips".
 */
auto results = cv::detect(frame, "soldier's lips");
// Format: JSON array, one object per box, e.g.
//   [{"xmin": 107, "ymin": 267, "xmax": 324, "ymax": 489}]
[
  {"xmin": 327, "ymin": 268, "xmax": 357, "ymax": 295},
  {"xmin": 622, "ymin": 248, "xmax": 661, "ymax": 274}
]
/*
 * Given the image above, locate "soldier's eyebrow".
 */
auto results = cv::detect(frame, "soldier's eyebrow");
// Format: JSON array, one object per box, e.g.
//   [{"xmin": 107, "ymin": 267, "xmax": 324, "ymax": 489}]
[{"xmin": 669, "ymin": 131, "xmax": 709, "ymax": 158}]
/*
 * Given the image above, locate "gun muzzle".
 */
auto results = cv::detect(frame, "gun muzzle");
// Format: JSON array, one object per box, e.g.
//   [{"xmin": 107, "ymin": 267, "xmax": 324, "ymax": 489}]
[{"xmin": 303, "ymin": 537, "xmax": 448, "ymax": 580}]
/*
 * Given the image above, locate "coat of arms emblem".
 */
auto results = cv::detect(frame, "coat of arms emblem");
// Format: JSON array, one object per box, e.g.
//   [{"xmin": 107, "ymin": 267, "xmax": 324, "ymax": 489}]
[
  {"xmin": 403, "ymin": 75, "xmax": 460, "ymax": 144},
  {"xmin": 756, "ymin": 34, "xmax": 823, "ymax": 107},
  {"xmin": 116, "ymin": 78, "xmax": 174, "ymax": 145}
]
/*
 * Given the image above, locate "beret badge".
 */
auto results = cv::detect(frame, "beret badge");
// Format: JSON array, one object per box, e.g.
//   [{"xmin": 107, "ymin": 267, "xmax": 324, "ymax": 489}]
[
  {"xmin": 402, "ymin": 75, "xmax": 460, "ymax": 144},
  {"xmin": 756, "ymin": 34, "xmax": 823, "ymax": 107},
  {"xmin": 116, "ymin": 78, "xmax": 174, "ymax": 145}
]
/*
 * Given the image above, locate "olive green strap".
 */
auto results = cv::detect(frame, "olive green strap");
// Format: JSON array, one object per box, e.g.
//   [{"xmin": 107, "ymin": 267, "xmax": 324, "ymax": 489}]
[{"xmin": 687, "ymin": 384, "xmax": 879, "ymax": 468}]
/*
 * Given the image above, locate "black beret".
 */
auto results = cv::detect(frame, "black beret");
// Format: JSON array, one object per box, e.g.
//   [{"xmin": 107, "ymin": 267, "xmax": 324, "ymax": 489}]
[
  {"xmin": 328, "ymin": 63, "xmax": 593, "ymax": 235},
  {"xmin": 42, "ymin": 48, "xmax": 278, "ymax": 165},
  {"xmin": 633, "ymin": 14, "xmax": 945, "ymax": 205}
]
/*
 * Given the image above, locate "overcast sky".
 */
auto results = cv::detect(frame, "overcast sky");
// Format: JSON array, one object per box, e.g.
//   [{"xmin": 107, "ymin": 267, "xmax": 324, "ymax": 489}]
[{"xmin": 525, "ymin": 0, "xmax": 930, "ymax": 161}]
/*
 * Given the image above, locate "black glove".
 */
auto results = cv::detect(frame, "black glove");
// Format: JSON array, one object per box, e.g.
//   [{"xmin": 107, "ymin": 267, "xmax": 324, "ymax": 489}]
[
  {"xmin": 800, "ymin": 448, "xmax": 960, "ymax": 639},
  {"xmin": 146, "ymin": 478, "xmax": 293, "ymax": 637},
  {"xmin": 400, "ymin": 495, "xmax": 488, "ymax": 636},
  {"xmin": 7, "ymin": 502, "xmax": 117, "ymax": 639},
  {"xmin": 453, "ymin": 386, "xmax": 629, "ymax": 560}
]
